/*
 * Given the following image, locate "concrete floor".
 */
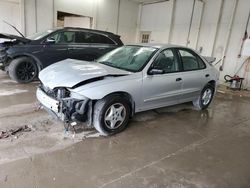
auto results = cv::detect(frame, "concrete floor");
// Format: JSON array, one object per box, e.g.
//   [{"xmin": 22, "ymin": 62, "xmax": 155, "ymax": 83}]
[{"xmin": 0, "ymin": 72, "xmax": 250, "ymax": 188}]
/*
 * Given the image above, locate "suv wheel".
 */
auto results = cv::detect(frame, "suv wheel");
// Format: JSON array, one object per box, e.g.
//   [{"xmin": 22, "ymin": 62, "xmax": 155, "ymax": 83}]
[
  {"xmin": 193, "ymin": 84, "xmax": 215, "ymax": 110},
  {"xmin": 8, "ymin": 57, "xmax": 38, "ymax": 83},
  {"xmin": 93, "ymin": 94, "xmax": 131, "ymax": 135}
]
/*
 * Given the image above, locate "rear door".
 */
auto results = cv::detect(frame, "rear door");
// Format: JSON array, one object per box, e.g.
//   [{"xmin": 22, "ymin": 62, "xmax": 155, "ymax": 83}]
[
  {"xmin": 68, "ymin": 31, "xmax": 117, "ymax": 61},
  {"xmin": 177, "ymin": 48, "xmax": 208, "ymax": 102},
  {"xmin": 142, "ymin": 48, "xmax": 183, "ymax": 110}
]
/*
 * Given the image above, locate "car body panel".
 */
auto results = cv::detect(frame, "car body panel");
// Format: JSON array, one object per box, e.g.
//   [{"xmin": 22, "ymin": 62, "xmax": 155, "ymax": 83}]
[
  {"xmin": 39, "ymin": 59, "xmax": 131, "ymax": 89},
  {"xmin": 0, "ymin": 27, "xmax": 123, "ymax": 71},
  {"xmin": 0, "ymin": 33, "xmax": 30, "ymax": 43},
  {"xmin": 141, "ymin": 72, "xmax": 183, "ymax": 111},
  {"xmin": 37, "ymin": 44, "xmax": 219, "ymax": 124}
]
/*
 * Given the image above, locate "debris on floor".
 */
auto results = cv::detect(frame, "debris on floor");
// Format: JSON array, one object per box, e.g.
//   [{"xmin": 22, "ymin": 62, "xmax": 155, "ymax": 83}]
[{"xmin": 0, "ymin": 125, "xmax": 31, "ymax": 139}]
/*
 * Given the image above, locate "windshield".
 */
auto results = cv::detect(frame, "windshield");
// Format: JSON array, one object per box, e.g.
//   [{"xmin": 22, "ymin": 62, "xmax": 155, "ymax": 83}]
[
  {"xmin": 97, "ymin": 46, "xmax": 157, "ymax": 72},
  {"xmin": 27, "ymin": 29, "xmax": 55, "ymax": 40}
]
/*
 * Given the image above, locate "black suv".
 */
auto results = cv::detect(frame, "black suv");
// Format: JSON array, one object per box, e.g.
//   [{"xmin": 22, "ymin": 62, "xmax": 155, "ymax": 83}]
[{"xmin": 0, "ymin": 27, "xmax": 123, "ymax": 83}]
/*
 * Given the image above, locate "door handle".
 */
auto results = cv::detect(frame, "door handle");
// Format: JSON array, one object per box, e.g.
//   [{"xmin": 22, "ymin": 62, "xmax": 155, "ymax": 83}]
[
  {"xmin": 176, "ymin": 78, "xmax": 182, "ymax": 82},
  {"xmin": 205, "ymin": 74, "xmax": 210, "ymax": 77}
]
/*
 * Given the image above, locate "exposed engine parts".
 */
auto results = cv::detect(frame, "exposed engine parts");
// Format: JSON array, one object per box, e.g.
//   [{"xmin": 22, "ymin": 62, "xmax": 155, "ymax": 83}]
[{"xmin": 40, "ymin": 85, "xmax": 92, "ymax": 126}]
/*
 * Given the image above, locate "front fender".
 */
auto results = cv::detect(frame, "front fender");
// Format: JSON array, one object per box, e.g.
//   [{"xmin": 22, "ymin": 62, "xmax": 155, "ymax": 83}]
[
  {"xmin": 7, "ymin": 51, "xmax": 43, "ymax": 71},
  {"xmin": 71, "ymin": 74, "xmax": 143, "ymax": 110}
]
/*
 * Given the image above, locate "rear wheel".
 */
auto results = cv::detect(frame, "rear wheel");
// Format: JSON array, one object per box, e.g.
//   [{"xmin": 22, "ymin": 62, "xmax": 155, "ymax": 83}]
[
  {"xmin": 8, "ymin": 57, "xmax": 38, "ymax": 83},
  {"xmin": 193, "ymin": 84, "xmax": 215, "ymax": 110},
  {"xmin": 93, "ymin": 95, "xmax": 131, "ymax": 135}
]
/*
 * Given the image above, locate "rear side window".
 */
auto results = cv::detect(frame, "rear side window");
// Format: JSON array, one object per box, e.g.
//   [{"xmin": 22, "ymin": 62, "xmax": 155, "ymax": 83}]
[
  {"xmin": 75, "ymin": 32, "xmax": 115, "ymax": 44},
  {"xmin": 179, "ymin": 49, "xmax": 206, "ymax": 71}
]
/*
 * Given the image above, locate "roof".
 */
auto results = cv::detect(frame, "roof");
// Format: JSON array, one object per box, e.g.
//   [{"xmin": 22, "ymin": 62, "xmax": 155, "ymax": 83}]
[
  {"xmin": 57, "ymin": 27, "xmax": 119, "ymax": 36},
  {"xmin": 127, "ymin": 43, "xmax": 186, "ymax": 49},
  {"xmin": 127, "ymin": 43, "xmax": 201, "ymax": 53}
]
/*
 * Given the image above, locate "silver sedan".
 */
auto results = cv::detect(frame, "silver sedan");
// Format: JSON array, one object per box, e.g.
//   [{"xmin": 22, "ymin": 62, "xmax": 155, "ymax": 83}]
[{"xmin": 37, "ymin": 44, "xmax": 219, "ymax": 135}]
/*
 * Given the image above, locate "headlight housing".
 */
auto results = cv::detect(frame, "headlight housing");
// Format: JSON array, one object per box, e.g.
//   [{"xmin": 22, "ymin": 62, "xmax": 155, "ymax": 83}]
[{"xmin": 70, "ymin": 91, "xmax": 88, "ymax": 100}]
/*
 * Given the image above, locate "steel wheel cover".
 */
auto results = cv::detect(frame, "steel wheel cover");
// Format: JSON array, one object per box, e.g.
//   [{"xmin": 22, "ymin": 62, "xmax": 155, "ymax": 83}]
[
  {"xmin": 104, "ymin": 103, "xmax": 126, "ymax": 129},
  {"xmin": 202, "ymin": 88, "xmax": 212, "ymax": 105}
]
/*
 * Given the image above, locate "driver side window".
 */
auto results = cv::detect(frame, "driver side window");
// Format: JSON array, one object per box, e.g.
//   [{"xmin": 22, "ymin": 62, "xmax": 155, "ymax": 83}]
[
  {"xmin": 49, "ymin": 31, "xmax": 75, "ymax": 44},
  {"xmin": 152, "ymin": 49, "xmax": 178, "ymax": 73}
]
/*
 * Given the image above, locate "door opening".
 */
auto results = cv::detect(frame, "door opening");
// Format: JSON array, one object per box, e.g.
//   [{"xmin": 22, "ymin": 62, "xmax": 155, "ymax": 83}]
[{"xmin": 57, "ymin": 11, "xmax": 92, "ymax": 29}]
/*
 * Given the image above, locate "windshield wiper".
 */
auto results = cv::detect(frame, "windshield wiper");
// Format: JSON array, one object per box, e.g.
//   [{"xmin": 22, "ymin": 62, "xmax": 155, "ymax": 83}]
[{"xmin": 98, "ymin": 61, "xmax": 114, "ymax": 65}]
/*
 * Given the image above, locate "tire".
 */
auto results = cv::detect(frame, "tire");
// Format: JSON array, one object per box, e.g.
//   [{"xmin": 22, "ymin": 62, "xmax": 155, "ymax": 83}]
[
  {"xmin": 93, "ymin": 94, "xmax": 131, "ymax": 135},
  {"xmin": 8, "ymin": 57, "xmax": 38, "ymax": 83},
  {"xmin": 193, "ymin": 84, "xmax": 215, "ymax": 110}
]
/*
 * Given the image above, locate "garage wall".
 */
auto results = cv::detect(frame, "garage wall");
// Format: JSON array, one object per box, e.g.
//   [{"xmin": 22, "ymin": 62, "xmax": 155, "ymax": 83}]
[
  {"xmin": 19, "ymin": 0, "xmax": 139, "ymax": 43},
  {"xmin": 0, "ymin": 0, "xmax": 21, "ymax": 39},
  {"xmin": 140, "ymin": 1, "xmax": 173, "ymax": 43},
  {"xmin": 139, "ymin": 0, "xmax": 250, "ymax": 88},
  {"xmin": 118, "ymin": 0, "xmax": 139, "ymax": 43}
]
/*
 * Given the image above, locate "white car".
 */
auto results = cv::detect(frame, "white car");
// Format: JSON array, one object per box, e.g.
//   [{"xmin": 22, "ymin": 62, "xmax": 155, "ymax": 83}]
[{"xmin": 37, "ymin": 44, "xmax": 219, "ymax": 135}]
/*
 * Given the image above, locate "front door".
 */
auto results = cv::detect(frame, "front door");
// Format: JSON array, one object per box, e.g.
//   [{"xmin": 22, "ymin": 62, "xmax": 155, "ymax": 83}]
[{"xmin": 142, "ymin": 49, "xmax": 183, "ymax": 110}]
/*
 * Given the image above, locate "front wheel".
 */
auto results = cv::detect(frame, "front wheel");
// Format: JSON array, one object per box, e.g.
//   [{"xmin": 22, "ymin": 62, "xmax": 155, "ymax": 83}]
[
  {"xmin": 8, "ymin": 57, "xmax": 38, "ymax": 83},
  {"xmin": 93, "ymin": 95, "xmax": 131, "ymax": 135},
  {"xmin": 193, "ymin": 84, "xmax": 215, "ymax": 110}
]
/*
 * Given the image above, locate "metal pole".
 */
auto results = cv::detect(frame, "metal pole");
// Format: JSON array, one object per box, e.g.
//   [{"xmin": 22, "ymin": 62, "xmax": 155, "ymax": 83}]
[
  {"xmin": 211, "ymin": 0, "xmax": 224, "ymax": 56},
  {"xmin": 20, "ymin": 0, "xmax": 26, "ymax": 36},
  {"xmin": 35, "ymin": 0, "xmax": 38, "ymax": 32},
  {"xmin": 168, "ymin": 0, "xmax": 176, "ymax": 43},
  {"xmin": 195, "ymin": 0, "xmax": 205, "ymax": 51},
  {"xmin": 135, "ymin": 3, "xmax": 143, "ymax": 43},
  {"xmin": 116, "ymin": 0, "xmax": 121, "ymax": 34},
  {"xmin": 220, "ymin": 0, "xmax": 239, "ymax": 71},
  {"xmin": 186, "ymin": 0, "xmax": 196, "ymax": 47},
  {"xmin": 52, "ymin": 0, "xmax": 55, "ymax": 27}
]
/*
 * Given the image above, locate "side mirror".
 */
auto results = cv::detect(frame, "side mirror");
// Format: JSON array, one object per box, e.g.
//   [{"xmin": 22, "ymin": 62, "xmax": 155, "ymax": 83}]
[
  {"xmin": 45, "ymin": 37, "xmax": 56, "ymax": 44},
  {"xmin": 148, "ymin": 68, "xmax": 164, "ymax": 75}
]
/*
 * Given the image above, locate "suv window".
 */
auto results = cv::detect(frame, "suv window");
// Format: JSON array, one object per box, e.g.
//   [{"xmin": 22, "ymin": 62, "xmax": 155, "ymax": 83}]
[
  {"xmin": 50, "ymin": 31, "xmax": 75, "ymax": 44},
  {"xmin": 75, "ymin": 32, "xmax": 115, "ymax": 44},
  {"xmin": 179, "ymin": 49, "xmax": 205, "ymax": 71},
  {"xmin": 152, "ymin": 49, "xmax": 179, "ymax": 73}
]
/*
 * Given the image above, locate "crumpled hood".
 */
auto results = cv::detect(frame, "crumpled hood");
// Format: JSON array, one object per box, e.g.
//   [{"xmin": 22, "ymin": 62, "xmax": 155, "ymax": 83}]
[
  {"xmin": 0, "ymin": 33, "xmax": 30, "ymax": 43},
  {"xmin": 39, "ymin": 59, "xmax": 130, "ymax": 89}
]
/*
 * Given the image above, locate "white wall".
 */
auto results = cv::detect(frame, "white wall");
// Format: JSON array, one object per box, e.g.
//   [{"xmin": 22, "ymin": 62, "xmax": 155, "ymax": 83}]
[
  {"xmin": 19, "ymin": 0, "xmax": 139, "ymax": 43},
  {"xmin": 140, "ymin": 1, "xmax": 173, "ymax": 43},
  {"xmin": 118, "ymin": 0, "xmax": 139, "ymax": 43},
  {"xmin": 0, "ymin": 0, "xmax": 21, "ymax": 39},
  {"xmin": 64, "ymin": 17, "xmax": 91, "ymax": 28},
  {"xmin": 139, "ymin": 0, "xmax": 250, "ymax": 88}
]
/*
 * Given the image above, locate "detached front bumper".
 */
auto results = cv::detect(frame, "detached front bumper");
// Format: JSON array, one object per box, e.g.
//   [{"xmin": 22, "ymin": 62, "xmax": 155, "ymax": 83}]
[
  {"xmin": 36, "ymin": 87, "xmax": 91, "ymax": 124},
  {"xmin": 36, "ymin": 88, "xmax": 61, "ymax": 119}
]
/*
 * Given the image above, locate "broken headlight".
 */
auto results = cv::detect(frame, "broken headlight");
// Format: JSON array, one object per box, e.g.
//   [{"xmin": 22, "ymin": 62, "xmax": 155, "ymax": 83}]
[{"xmin": 70, "ymin": 91, "xmax": 88, "ymax": 100}]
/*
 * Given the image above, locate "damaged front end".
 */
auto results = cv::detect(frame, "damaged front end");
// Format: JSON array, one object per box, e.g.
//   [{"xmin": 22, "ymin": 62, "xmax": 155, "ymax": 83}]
[
  {"xmin": 0, "ymin": 44, "xmax": 9, "ymax": 70},
  {"xmin": 37, "ymin": 84, "xmax": 93, "ymax": 126},
  {"xmin": 0, "ymin": 33, "xmax": 31, "ymax": 70}
]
